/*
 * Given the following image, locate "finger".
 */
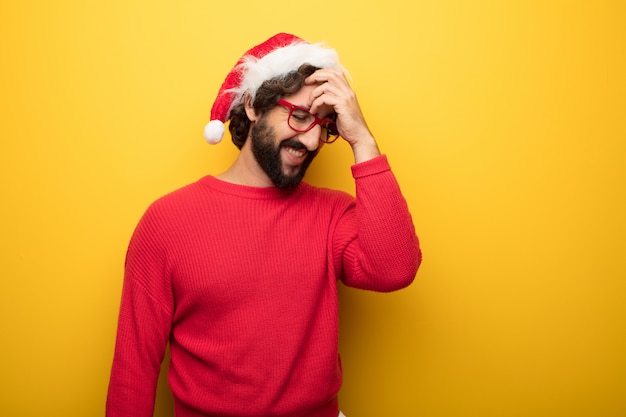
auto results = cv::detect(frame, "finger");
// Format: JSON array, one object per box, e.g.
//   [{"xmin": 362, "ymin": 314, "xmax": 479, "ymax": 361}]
[
  {"xmin": 305, "ymin": 68, "xmax": 346, "ymax": 85},
  {"xmin": 309, "ymin": 84, "xmax": 342, "ymax": 115}
]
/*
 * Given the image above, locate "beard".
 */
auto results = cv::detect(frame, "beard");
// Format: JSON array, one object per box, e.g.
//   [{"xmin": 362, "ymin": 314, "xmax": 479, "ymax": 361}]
[{"xmin": 250, "ymin": 117, "xmax": 318, "ymax": 190}]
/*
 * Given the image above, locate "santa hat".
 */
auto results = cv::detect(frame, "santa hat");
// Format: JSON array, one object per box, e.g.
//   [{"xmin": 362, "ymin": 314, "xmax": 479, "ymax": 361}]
[{"xmin": 204, "ymin": 33, "xmax": 343, "ymax": 144}]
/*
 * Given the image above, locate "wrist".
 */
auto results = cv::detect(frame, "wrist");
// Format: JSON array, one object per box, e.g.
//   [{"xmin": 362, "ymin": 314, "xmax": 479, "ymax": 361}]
[{"xmin": 350, "ymin": 133, "xmax": 380, "ymax": 164}]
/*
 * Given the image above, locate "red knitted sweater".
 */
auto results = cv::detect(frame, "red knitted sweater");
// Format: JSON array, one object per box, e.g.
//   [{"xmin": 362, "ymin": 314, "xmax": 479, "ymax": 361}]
[{"xmin": 107, "ymin": 155, "xmax": 421, "ymax": 417}]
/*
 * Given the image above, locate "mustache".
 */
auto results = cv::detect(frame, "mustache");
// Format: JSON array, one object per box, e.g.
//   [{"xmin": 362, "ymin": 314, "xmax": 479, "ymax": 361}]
[{"xmin": 280, "ymin": 138, "xmax": 308, "ymax": 150}]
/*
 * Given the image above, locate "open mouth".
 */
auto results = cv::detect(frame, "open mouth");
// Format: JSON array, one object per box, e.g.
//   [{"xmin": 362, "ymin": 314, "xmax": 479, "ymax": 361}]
[{"xmin": 284, "ymin": 146, "xmax": 307, "ymax": 158}]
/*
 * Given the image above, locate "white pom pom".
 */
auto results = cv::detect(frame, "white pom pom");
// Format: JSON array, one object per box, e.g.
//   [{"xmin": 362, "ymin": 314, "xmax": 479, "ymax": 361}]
[{"xmin": 204, "ymin": 120, "xmax": 225, "ymax": 144}]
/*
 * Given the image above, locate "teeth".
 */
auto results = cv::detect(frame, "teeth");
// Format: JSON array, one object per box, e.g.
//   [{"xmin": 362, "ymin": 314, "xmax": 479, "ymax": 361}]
[{"xmin": 285, "ymin": 147, "xmax": 306, "ymax": 157}]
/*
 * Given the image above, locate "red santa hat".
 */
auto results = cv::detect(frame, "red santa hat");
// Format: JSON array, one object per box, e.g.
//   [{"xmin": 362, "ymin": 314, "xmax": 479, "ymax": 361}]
[{"xmin": 204, "ymin": 33, "xmax": 343, "ymax": 144}]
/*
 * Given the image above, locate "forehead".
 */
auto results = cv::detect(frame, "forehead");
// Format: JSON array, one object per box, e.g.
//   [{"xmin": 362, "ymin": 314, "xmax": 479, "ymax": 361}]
[
  {"xmin": 282, "ymin": 83, "xmax": 333, "ymax": 115},
  {"xmin": 282, "ymin": 83, "xmax": 318, "ymax": 106}
]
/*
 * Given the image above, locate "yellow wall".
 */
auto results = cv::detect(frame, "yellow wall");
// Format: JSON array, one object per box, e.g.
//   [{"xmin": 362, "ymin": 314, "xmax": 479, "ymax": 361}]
[{"xmin": 1, "ymin": 1, "xmax": 625, "ymax": 416}]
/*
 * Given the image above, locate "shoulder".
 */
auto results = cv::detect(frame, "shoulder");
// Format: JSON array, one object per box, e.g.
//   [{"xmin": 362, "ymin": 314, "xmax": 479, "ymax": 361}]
[
  {"xmin": 147, "ymin": 179, "xmax": 204, "ymax": 210},
  {"xmin": 135, "ymin": 178, "xmax": 213, "ymax": 230},
  {"xmin": 299, "ymin": 181, "xmax": 351, "ymax": 198},
  {"xmin": 296, "ymin": 182, "xmax": 355, "ymax": 212}
]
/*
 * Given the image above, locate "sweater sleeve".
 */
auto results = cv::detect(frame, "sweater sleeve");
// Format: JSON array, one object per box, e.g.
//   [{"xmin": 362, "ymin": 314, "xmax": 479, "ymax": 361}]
[
  {"xmin": 335, "ymin": 155, "xmax": 421, "ymax": 292},
  {"xmin": 106, "ymin": 206, "xmax": 174, "ymax": 417}
]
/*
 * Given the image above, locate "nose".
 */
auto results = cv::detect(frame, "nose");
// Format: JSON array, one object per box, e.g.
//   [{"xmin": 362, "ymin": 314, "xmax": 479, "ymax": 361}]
[{"xmin": 297, "ymin": 125, "xmax": 323, "ymax": 152}]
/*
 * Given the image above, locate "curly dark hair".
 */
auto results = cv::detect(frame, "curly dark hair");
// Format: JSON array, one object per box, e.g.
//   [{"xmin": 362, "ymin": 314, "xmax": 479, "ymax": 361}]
[{"xmin": 228, "ymin": 64, "xmax": 319, "ymax": 149}]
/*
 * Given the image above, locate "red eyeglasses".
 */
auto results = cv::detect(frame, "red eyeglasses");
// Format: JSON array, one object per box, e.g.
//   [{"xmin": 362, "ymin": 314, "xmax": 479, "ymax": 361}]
[{"xmin": 277, "ymin": 99, "xmax": 340, "ymax": 143}]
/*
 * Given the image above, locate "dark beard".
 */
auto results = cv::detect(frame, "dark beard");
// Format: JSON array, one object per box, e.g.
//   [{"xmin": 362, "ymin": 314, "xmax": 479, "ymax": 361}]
[{"xmin": 250, "ymin": 117, "xmax": 318, "ymax": 190}]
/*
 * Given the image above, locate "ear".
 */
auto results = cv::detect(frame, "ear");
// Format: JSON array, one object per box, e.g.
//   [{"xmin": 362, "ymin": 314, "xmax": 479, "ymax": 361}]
[{"xmin": 244, "ymin": 93, "xmax": 258, "ymax": 122}]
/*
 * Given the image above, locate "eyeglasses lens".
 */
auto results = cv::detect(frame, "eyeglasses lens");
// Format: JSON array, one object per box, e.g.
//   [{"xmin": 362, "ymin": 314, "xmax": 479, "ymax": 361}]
[{"xmin": 288, "ymin": 111, "xmax": 339, "ymax": 143}]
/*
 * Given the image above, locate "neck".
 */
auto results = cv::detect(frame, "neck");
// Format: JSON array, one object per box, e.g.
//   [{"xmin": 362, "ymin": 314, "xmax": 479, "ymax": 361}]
[{"xmin": 217, "ymin": 141, "xmax": 274, "ymax": 188}]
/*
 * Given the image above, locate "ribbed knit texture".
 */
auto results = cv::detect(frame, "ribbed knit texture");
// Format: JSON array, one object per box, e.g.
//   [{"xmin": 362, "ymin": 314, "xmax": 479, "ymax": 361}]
[{"xmin": 107, "ymin": 155, "xmax": 421, "ymax": 417}]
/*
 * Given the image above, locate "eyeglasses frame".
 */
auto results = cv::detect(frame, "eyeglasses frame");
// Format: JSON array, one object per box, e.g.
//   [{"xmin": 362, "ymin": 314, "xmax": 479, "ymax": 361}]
[{"xmin": 277, "ymin": 99, "xmax": 340, "ymax": 143}]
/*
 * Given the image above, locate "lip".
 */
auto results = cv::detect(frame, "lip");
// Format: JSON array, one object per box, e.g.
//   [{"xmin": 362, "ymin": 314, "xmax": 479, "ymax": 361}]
[{"xmin": 281, "ymin": 145, "xmax": 307, "ymax": 165}]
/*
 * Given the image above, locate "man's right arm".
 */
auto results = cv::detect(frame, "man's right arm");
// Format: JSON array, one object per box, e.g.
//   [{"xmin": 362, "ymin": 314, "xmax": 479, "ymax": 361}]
[{"xmin": 106, "ymin": 209, "xmax": 173, "ymax": 416}]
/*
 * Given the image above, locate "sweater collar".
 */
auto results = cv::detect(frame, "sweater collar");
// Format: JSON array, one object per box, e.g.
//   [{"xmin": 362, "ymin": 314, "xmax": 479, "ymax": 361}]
[{"xmin": 199, "ymin": 175, "xmax": 307, "ymax": 200}]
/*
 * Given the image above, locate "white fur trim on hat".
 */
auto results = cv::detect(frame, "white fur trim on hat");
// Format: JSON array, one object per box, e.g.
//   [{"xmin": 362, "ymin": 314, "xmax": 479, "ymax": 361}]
[{"xmin": 227, "ymin": 42, "xmax": 342, "ymax": 113}]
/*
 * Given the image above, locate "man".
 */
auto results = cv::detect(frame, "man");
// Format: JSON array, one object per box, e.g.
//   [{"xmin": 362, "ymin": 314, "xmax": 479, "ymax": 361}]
[{"xmin": 107, "ymin": 33, "xmax": 421, "ymax": 417}]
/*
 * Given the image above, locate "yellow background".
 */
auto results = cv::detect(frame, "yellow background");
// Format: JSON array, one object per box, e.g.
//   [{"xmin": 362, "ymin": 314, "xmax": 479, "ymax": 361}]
[{"xmin": 1, "ymin": 1, "xmax": 625, "ymax": 416}]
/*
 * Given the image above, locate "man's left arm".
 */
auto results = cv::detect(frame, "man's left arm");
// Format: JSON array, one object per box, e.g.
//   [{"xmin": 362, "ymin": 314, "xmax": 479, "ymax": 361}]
[{"xmin": 307, "ymin": 69, "xmax": 421, "ymax": 290}]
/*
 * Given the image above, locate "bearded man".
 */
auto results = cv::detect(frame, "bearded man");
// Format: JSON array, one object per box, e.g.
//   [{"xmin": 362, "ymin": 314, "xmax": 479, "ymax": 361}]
[{"xmin": 107, "ymin": 33, "xmax": 421, "ymax": 417}]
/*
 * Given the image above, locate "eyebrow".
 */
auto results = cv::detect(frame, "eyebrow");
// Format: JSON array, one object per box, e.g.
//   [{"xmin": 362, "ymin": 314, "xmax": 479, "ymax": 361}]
[{"xmin": 291, "ymin": 103, "xmax": 312, "ymax": 111}]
